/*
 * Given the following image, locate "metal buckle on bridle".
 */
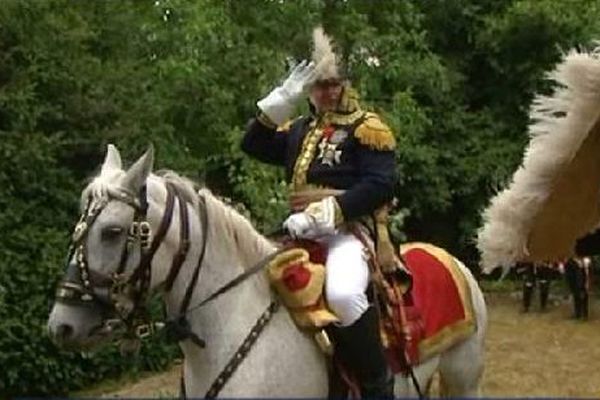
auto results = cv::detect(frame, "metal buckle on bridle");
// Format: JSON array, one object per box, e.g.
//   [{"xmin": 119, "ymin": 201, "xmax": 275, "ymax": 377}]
[
  {"xmin": 129, "ymin": 222, "xmax": 139, "ymax": 239},
  {"xmin": 56, "ymin": 281, "xmax": 95, "ymax": 303},
  {"xmin": 135, "ymin": 323, "xmax": 153, "ymax": 339},
  {"xmin": 138, "ymin": 221, "xmax": 152, "ymax": 249},
  {"xmin": 128, "ymin": 221, "xmax": 152, "ymax": 250},
  {"xmin": 111, "ymin": 272, "xmax": 129, "ymax": 290}
]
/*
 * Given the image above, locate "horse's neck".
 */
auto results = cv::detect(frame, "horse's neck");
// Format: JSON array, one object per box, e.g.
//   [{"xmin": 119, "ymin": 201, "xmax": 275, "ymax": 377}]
[
  {"xmin": 152, "ymin": 185, "xmax": 276, "ymax": 328},
  {"xmin": 158, "ymin": 190, "xmax": 281, "ymax": 389},
  {"xmin": 148, "ymin": 184, "xmax": 327, "ymax": 396}
]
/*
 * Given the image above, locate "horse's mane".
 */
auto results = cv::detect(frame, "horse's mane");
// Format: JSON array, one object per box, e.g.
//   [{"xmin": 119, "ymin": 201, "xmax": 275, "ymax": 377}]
[
  {"xmin": 156, "ymin": 170, "xmax": 201, "ymax": 209},
  {"xmin": 157, "ymin": 170, "xmax": 276, "ymax": 268},
  {"xmin": 81, "ymin": 169, "xmax": 125, "ymax": 209}
]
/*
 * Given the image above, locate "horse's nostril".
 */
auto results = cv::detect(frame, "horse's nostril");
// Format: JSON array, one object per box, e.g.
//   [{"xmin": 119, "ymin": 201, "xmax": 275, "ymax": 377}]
[{"xmin": 56, "ymin": 323, "xmax": 74, "ymax": 341}]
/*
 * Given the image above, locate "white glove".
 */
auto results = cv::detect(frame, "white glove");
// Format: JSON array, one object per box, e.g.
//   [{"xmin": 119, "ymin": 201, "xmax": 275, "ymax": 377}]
[
  {"xmin": 257, "ymin": 60, "xmax": 318, "ymax": 125},
  {"xmin": 283, "ymin": 212, "xmax": 315, "ymax": 238},
  {"xmin": 283, "ymin": 196, "xmax": 340, "ymax": 239}
]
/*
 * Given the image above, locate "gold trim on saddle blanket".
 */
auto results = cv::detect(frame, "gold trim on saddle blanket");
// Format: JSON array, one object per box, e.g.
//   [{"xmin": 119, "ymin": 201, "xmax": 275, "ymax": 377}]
[{"xmin": 399, "ymin": 242, "xmax": 476, "ymax": 361}]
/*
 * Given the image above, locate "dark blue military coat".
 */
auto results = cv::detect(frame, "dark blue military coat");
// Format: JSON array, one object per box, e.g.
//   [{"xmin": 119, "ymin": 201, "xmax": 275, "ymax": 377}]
[{"xmin": 241, "ymin": 87, "xmax": 397, "ymax": 222}]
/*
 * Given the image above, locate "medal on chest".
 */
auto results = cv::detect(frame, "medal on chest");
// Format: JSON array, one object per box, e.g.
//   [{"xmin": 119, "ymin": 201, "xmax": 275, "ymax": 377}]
[{"xmin": 317, "ymin": 126, "xmax": 347, "ymax": 166}]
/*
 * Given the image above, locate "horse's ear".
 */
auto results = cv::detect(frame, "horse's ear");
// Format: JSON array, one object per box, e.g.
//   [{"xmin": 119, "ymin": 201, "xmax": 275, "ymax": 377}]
[
  {"xmin": 101, "ymin": 144, "xmax": 122, "ymax": 175},
  {"xmin": 122, "ymin": 145, "xmax": 154, "ymax": 193}
]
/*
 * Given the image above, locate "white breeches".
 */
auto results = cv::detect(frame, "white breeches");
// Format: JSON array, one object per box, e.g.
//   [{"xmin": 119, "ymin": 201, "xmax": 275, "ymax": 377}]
[{"xmin": 322, "ymin": 233, "xmax": 370, "ymax": 326}]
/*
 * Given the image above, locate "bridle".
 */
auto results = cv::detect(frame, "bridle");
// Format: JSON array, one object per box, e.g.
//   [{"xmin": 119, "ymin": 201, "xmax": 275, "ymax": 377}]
[
  {"xmin": 55, "ymin": 180, "xmax": 207, "ymax": 343},
  {"xmin": 55, "ymin": 177, "xmax": 285, "ymax": 398}
]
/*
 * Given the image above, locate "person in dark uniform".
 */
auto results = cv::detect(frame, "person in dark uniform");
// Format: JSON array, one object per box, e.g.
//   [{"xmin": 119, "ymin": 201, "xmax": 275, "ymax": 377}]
[
  {"xmin": 241, "ymin": 27, "xmax": 397, "ymax": 397},
  {"xmin": 563, "ymin": 257, "xmax": 590, "ymax": 320},
  {"xmin": 573, "ymin": 230, "xmax": 597, "ymax": 320},
  {"xmin": 518, "ymin": 261, "xmax": 555, "ymax": 313},
  {"xmin": 537, "ymin": 263, "xmax": 554, "ymax": 311}
]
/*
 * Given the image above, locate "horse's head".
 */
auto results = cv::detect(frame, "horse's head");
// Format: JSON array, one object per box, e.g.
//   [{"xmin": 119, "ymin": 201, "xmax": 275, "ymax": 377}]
[{"xmin": 47, "ymin": 144, "xmax": 159, "ymax": 351}]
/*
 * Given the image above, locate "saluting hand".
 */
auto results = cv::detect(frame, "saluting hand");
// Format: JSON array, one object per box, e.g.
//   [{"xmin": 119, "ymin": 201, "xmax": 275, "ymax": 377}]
[
  {"xmin": 257, "ymin": 60, "xmax": 317, "ymax": 125},
  {"xmin": 280, "ymin": 60, "xmax": 318, "ymax": 100}
]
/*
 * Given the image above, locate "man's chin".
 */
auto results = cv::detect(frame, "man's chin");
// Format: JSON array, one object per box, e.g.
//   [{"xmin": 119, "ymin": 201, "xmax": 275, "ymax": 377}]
[{"xmin": 315, "ymin": 104, "xmax": 337, "ymax": 114}]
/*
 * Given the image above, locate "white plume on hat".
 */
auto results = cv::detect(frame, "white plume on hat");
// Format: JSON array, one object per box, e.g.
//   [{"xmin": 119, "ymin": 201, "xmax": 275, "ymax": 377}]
[{"xmin": 311, "ymin": 26, "xmax": 341, "ymax": 81}]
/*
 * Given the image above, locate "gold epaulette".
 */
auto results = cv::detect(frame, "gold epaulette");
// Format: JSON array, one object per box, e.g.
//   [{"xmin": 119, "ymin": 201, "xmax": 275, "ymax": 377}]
[{"xmin": 354, "ymin": 112, "xmax": 396, "ymax": 151}]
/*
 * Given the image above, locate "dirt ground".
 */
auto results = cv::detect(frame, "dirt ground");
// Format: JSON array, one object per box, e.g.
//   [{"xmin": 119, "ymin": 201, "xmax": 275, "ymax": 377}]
[{"xmin": 89, "ymin": 292, "xmax": 600, "ymax": 398}]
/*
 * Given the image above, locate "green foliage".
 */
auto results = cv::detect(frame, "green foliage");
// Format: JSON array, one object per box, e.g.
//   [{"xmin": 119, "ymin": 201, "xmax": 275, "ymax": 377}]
[
  {"xmin": 0, "ymin": 1, "xmax": 186, "ymax": 396},
  {"xmin": 2, "ymin": 0, "xmax": 600, "ymax": 395}
]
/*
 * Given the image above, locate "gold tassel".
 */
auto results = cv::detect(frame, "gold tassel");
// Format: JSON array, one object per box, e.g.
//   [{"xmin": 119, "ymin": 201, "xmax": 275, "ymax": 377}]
[
  {"xmin": 374, "ymin": 206, "xmax": 398, "ymax": 273},
  {"xmin": 355, "ymin": 113, "xmax": 396, "ymax": 151}
]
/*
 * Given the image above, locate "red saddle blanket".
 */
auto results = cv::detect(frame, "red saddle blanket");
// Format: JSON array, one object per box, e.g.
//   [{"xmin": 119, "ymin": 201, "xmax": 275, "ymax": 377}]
[
  {"xmin": 383, "ymin": 242, "xmax": 476, "ymax": 372},
  {"xmin": 269, "ymin": 239, "xmax": 476, "ymax": 377}
]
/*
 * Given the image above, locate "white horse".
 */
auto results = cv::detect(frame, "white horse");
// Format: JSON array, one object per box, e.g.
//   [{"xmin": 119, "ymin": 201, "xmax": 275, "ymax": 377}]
[{"xmin": 48, "ymin": 145, "xmax": 487, "ymax": 397}]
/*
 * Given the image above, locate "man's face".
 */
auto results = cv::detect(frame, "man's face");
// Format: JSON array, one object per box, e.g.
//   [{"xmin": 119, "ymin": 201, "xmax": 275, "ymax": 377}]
[{"xmin": 309, "ymin": 81, "xmax": 343, "ymax": 113}]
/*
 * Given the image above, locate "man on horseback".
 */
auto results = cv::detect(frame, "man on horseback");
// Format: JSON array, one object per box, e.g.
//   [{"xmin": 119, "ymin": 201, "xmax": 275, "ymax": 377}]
[{"xmin": 242, "ymin": 27, "xmax": 399, "ymax": 397}]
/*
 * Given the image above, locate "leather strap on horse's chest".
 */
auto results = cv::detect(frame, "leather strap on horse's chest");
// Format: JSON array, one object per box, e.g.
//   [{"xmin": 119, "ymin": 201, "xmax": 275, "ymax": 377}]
[
  {"xmin": 179, "ymin": 300, "xmax": 280, "ymax": 399},
  {"xmin": 204, "ymin": 300, "xmax": 280, "ymax": 399}
]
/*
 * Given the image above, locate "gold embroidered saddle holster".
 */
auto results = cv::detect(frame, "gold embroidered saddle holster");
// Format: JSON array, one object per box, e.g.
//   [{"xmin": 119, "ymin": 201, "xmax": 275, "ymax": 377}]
[{"xmin": 267, "ymin": 239, "xmax": 339, "ymax": 329}]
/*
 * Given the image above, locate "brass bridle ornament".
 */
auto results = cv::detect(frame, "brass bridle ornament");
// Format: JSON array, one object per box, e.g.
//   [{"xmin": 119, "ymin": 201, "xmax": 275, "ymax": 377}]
[
  {"xmin": 54, "ymin": 182, "xmax": 191, "ymax": 350},
  {"xmin": 53, "ymin": 169, "xmax": 287, "ymax": 398}
]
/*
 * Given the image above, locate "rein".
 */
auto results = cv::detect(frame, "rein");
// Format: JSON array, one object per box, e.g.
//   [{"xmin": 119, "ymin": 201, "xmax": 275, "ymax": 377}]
[{"xmin": 170, "ymin": 244, "xmax": 289, "ymax": 399}]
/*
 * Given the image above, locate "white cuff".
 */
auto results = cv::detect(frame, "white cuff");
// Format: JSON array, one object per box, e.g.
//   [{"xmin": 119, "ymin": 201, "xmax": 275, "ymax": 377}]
[{"xmin": 304, "ymin": 196, "xmax": 340, "ymax": 237}]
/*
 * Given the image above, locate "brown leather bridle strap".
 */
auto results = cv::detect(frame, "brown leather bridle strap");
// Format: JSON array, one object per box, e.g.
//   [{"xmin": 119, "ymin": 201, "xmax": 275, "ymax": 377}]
[
  {"xmin": 163, "ymin": 189, "xmax": 191, "ymax": 292},
  {"xmin": 128, "ymin": 183, "xmax": 176, "ymax": 286},
  {"xmin": 178, "ymin": 194, "xmax": 209, "ymax": 315}
]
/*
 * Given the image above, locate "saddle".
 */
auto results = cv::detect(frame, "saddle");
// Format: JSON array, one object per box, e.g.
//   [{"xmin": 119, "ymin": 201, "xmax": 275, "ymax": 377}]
[
  {"xmin": 267, "ymin": 236, "xmax": 425, "ymax": 374},
  {"xmin": 272, "ymin": 189, "xmax": 475, "ymax": 397}
]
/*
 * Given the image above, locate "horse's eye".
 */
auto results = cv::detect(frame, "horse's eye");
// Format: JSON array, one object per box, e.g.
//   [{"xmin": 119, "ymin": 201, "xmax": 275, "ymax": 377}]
[{"xmin": 101, "ymin": 226, "xmax": 124, "ymax": 241}]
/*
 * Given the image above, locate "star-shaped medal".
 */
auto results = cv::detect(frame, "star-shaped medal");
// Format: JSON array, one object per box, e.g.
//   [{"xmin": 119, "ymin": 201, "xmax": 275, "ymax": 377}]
[{"xmin": 318, "ymin": 140, "xmax": 342, "ymax": 166}]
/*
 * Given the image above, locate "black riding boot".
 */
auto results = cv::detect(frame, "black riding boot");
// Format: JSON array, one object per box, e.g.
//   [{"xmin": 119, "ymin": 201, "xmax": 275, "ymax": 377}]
[
  {"xmin": 539, "ymin": 280, "xmax": 549, "ymax": 311},
  {"xmin": 522, "ymin": 283, "xmax": 533, "ymax": 313},
  {"xmin": 335, "ymin": 307, "xmax": 394, "ymax": 399}
]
